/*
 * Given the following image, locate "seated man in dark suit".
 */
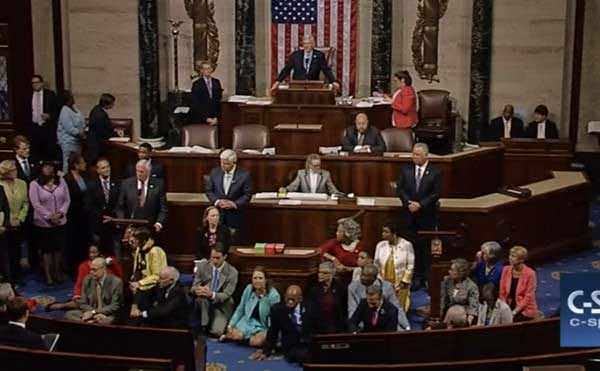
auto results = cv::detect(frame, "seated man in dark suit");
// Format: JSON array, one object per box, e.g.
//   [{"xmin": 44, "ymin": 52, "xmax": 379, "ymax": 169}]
[
  {"xmin": 349, "ymin": 284, "xmax": 398, "ymax": 333},
  {"xmin": 125, "ymin": 143, "xmax": 165, "ymax": 179},
  {"xmin": 526, "ymin": 104, "xmax": 559, "ymax": 139},
  {"xmin": 130, "ymin": 266, "xmax": 190, "ymax": 329},
  {"xmin": 272, "ymin": 35, "xmax": 339, "ymax": 91},
  {"xmin": 0, "ymin": 297, "xmax": 44, "ymax": 349},
  {"xmin": 190, "ymin": 61, "xmax": 223, "ymax": 125},
  {"xmin": 305, "ymin": 261, "xmax": 347, "ymax": 334},
  {"xmin": 341, "ymin": 113, "xmax": 386, "ymax": 154},
  {"xmin": 251, "ymin": 285, "xmax": 310, "ymax": 364},
  {"xmin": 116, "ymin": 159, "xmax": 168, "ymax": 233},
  {"xmin": 484, "ymin": 104, "xmax": 525, "ymax": 141},
  {"xmin": 206, "ymin": 149, "xmax": 252, "ymax": 234},
  {"xmin": 284, "ymin": 154, "xmax": 340, "ymax": 195}
]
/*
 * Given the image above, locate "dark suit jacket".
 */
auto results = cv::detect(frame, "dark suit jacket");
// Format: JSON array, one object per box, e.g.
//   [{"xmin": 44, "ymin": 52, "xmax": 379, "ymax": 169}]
[
  {"xmin": 85, "ymin": 176, "xmax": 120, "ymax": 237},
  {"xmin": 526, "ymin": 120, "xmax": 559, "ymax": 139},
  {"xmin": 305, "ymin": 279, "xmax": 347, "ymax": 334},
  {"xmin": 64, "ymin": 172, "xmax": 89, "ymax": 220},
  {"xmin": 396, "ymin": 163, "xmax": 442, "ymax": 229},
  {"xmin": 196, "ymin": 224, "xmax": 232, "ymax": 259},
  {"xmin": 87, "ymin": 105, "xmax": 114, "ymax": 163},
  {"xmin": 26, "ymin": 88, "xmax": 59, "ymax": 127},
  {"xmin": 348, "ymin": 299, "xmax": 398, "ymax": 333},
  {"xmin": 138, "ymin": 282, "xmax": 190, "ymax": 329},
  {"xmin": 125, "ymin": 160, "xmax": 165, "ymax": 180},
  {"xmin": 277, "ymin": 49, "xmax": 336, "ymax": 83},
  {"xmin": 0, "ymin": 323, "xmax": 45, "ymax": 350},
  {"xmin": 341, "ymin": 126, "xmax": 386, "ymax": 153},
  {"xmin": 116, "ymin": 177, "xmax": 168, "ymax": 226},
  {"xmin": 263, "ymin": 302, "xmax": 311, "ymax": 357},
  {"xmin": 190, "ymin": 77, "xmax": 223, "ymax": 124},
  {"xmin": 205, "ymin": 167, "xmax": 253, "ymax": 229},
  {"xmin": 15, "ymin": 156, "xmax": 38, "ymax": 184},
  {"xmin": 485, "ymin": 116, "xmax": 525, "ymax": 141}
]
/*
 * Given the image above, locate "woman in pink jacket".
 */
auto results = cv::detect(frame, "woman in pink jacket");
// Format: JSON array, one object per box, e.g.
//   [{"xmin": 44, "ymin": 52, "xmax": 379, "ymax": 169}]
[
  {"xmin": 388, "ymin": 70, "xmax": 418, "ymax": 129},
  {"xmin": 499, "ymin": 246, "xmax": 539, "ymax": 322}
]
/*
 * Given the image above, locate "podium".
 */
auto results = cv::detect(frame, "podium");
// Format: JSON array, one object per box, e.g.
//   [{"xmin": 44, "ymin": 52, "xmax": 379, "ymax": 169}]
[{"xmin": 274, "ymin": 80, "xmax": 336, "ymax": 105}]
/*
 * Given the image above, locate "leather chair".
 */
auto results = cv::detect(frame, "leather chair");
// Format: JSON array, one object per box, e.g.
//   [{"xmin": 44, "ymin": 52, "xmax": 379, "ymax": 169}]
[
  {"xmin": 181, "ymin": 124, "xmax": 218, "ymax": 149},
  {"xmin": 380, "ymin": 128, "xmax": 414, "ymax": 152},
  {"xmin": 232, "ymin": 124, "xmax": 270, "ymax": 151},
  {"xmin": 415, "ymin": 89, "xmax": 454, "ymax": 154}
]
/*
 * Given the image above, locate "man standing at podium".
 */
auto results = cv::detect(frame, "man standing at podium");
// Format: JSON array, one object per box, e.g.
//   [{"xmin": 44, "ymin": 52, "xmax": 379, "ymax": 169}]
[{"xmin": 272, "ymin": 35, "xmax": 339, "ymax": 91}]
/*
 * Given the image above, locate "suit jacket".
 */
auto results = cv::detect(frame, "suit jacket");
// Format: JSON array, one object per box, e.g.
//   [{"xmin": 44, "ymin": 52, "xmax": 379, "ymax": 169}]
[
  {"xmin": 125, "ymin": 160, "xmax": 165, "ymax": 180},
  {"xmin": 85, "ymin": 176, "xmax": 120, "ymax": 237},
  {"xmin": 0, "ymin": 323, "xmax": 45, "ymax": 350},
  {"xmin": 77, "ymin": 274, "xmax": 123, "ymax": 316},
  {"xmin": 263, "ymin": 302, "xmax": 311, "ymax": 357},
  {"xmin": 277, "ymin": 49, "xmax": 336, "ymax": 83},
  {"xmin": 205, "ymin": 167, "xmax": 253, "ymax": 229},
  {"xmin": 341, "ymin": 126, "xmax": 386, "ymax": 154},
  {"xmin": 26, "ymin": 88, "xmax": 59, "ymax": 127},
  {"xmin": 87, "ymin": 105, "xmax": 114, "ymax": 163},
  {"xmin": 116, "ymin": 176, "xmax": 168, "ymax": 226},
  {"xmin": 196, "ymin": 224, "xmax": 232, "ymax": 259},
  {"xmin": 347, "ymin": 279, "xmax": 410, "ymax": 331},
  {"xmin": 526, "ymin": 120, "xmax": 559, "ymax": 139},
  {"xmin": 391, "ymin": 86, "xmax": 418, "ymax": 128},
  {"xmin": 286, "ymin": 169, "xmax": 340, "ymax": 194},
  {"xmin": 477, "ymin": 299, "xmax": 513, "ymax": 326},
  {"xmin": 140, "ymin": 282, "xmax": 190, "ymax": 329},
  {"xmin": 485, "ymin": 116, "xmax": 525, "ymax": 141},
  {"xmin": 191, "ymin": 260, "xmax": 238, "ymax": 305},
  {"xmin": 15, "ymin": 156, "xmax": 38, "ymax": 184},
  {"xmin": 190, "ymin": 77, "xmax": 223, "ymax": 124},
  {"xmin": 396, "ymin": 163, "xmax": 442, "ymax": 229},
  {"xmin": 499, "ymin": 264, "xmax": 538, "ymax": 318},
  {"xmin": 305, "ymin": 280, "xmax": 347, "ymax": 334},
  {"xmin": 348, "ymin": 299, "xmax": 398, "ymax": 333},
  {"xmin": 64, "ymin": 172, "xmax": 89, "ymax": 218}
]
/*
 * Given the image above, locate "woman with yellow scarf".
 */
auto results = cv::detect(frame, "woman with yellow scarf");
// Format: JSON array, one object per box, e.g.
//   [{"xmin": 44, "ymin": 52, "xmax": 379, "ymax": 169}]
[{"xmin": 373, "ymin": 222, "xmax": 414, "ymax": 312}]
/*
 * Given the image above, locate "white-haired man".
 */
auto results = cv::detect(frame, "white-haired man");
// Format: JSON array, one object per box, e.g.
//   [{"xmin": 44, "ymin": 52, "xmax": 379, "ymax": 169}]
[{"xmin": 205, "ymin": 149, "xmax": 252, "ymax": 235}]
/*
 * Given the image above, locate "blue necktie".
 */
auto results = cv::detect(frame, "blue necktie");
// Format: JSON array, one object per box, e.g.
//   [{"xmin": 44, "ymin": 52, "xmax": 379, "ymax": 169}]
[{"xmin": 211, "ymin": 268, "xmax": 220, "ymax": 292}]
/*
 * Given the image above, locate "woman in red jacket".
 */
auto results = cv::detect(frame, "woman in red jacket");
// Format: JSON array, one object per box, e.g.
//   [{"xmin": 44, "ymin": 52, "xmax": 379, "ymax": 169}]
[
  {"xmin": 388, "ymin": 70, "xmax": 418, "ymax": 129},
  {"xmin": 499, "ymin": 246, "xmax": 539, "ymax": 322}
]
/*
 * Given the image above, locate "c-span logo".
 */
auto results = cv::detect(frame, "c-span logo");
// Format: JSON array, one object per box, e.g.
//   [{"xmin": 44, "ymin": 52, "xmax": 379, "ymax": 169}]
[{"xmin": 561, "ymin": 273, "xmax": 600, "ymax": 347}]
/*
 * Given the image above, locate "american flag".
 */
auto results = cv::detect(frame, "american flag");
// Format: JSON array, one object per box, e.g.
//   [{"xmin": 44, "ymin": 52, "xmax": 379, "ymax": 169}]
[{"xmin": 271, "ymin": 0, "xmax": 358, "ymax": 96}]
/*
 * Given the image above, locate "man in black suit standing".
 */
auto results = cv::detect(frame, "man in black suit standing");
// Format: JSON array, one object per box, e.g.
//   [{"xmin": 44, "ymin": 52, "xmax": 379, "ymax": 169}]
[
  {"xmin": 190, "ymin": 61, "xmax": 223, "ymax": 125},
  {"xmin": 484, "ymin": 104, "xmax": 525, "ymax": 141},
  {"xmin": 87, "ymin": 93, "xmax": 116, "ymax": 164},
  {"xmin": 251, "ymin": 285, "xmax": 311, "ymax": 364},
  {"xmin": 348, "ymin": 284, "xmax": 398, "ymax": 333},
  {"xmin": 116, "ymin": 159, "xmax": 167, "ymax": 233},
  {"xmin": 27, "ymin": 74, "xmax": 59, "ymax": 161},
  {"xmin": 341, "ymin": 113, "xmax": 387, "ymax": 154},
  {"xmin": 13, "ymin": 136, "xmax": 37, "ymax": 184},
  {"xmin": 206, "ymin": 149, "xmax": 252, "ymax": 235},
  {"xmin": 0, "ymin": 297, "xmax": 44, "ymax": 349},
  {"xmin": 125, "ymin": 143, "xmax": 165, "ymax": 179},
  {"xmin": 396, "ymin": 142, "xmax": 442, "ymax": 288},
  {"xmin": 272, "ymin": 35, "xmax": 339, "ymax": 91},
  {"xmin": 526, "ymin": 104, "xmax": 559, "ymax": 139}
]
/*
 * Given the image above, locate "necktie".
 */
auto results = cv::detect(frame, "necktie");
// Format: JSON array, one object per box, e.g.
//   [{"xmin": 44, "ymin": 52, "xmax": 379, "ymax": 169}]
[
  {"xmin": 370, "ymin": 309, "xmax": 379, "ymax": 327},
  {"xmin": 211, "ymin": 268, "xmax": 220, "ymax": 292},
  {"xmin": 304, "ymin": 56, "xmax": 310, "ymax": 71},
  {"xmin": 138, "ymin": 182, "xmax": 146, "ymax": 207},
  {"xmin": 357, "ymin": 133, "xmax": 365, "ymax": 146},
  {"xmin": 205, "ymin": 77, "xmax": 212, "ymax": 98},
  {"xmin": 22, "ymin": 160, "xmax": 30, "ymax": 178},
  {"xmin": 96, "ymin": 282, "xmax": 103, "ymax": 311},
  {"xmin": 415, "ymin": 167, "xmax": 423, "ymax": 192},
  {"xmin": 223, "ymin": 173, "xmax": 232, "ymax": 194},
  {"xmin": 102, "ymin": 179, "xmax": 110, "ymax": 203}
]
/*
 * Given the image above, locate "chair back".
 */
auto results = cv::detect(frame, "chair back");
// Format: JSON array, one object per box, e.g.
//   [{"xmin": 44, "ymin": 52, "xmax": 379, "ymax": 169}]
[
  {"xmin": 380, "ymin": 128, "xmax": 414, "ymax": 152},
  {"xmin": 417, "ymin": 89, "xmax": 451, "ymax": 127},
  {"xmin": 181, "ymin": 124, "xmax": 218, "ymax": 149},
  {"xmin": 232, "ymin": 124, "xmax": 269, "ymax": 151}
]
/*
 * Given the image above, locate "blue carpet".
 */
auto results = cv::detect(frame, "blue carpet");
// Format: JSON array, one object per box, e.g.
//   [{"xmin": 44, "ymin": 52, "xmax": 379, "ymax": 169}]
[{"xmin": 19, "ymin": 199, "xmax": 600, "ymax": 370}]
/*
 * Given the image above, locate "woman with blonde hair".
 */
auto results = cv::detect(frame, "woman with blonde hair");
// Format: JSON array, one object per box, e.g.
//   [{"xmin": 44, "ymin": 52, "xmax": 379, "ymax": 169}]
[{"xmin": 499, "ymin": 246, "xmax": 539, "ymax": 322}]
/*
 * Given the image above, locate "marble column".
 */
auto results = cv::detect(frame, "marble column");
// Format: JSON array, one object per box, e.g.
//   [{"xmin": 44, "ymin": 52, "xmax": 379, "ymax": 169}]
[
  {"xmin": 370, "ymin": 0, "xmax": 391, "ymax": 93},
  {"xmin": 235, "ymin": 0, "xmax": 256, "ymax": 95},
  {"xmin": 139, "ymin": 0, "xmax": 161, "ymax": 139}
]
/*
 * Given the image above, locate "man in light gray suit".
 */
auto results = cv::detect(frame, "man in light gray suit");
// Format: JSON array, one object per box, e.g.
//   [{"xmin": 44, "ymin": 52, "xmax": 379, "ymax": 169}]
[
  {"xmin": 191, "ymin": 243, "xmax": 238, "ymax": 337},
  {"xmin": 348, "ymin": 264, "xmax": 410, "ymax": 331},
  {"xmin": 65, "ymin": 257, "xmax": 123, "ymax": 324},
  {"xmin": 285, "ymin": 154, "xmax": 341, "ymax": 194}
]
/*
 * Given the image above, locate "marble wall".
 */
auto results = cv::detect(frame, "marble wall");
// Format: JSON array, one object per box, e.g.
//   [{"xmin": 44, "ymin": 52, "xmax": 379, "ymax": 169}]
[{"xmin": 31, "ymin": 0, "xmax": 55, "ymax": 90}]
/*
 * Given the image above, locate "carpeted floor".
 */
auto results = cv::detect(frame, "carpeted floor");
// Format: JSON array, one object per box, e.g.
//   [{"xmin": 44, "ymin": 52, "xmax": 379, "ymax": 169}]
[{"xmin": 19, "ymin": 199, "xmax": 600, "ymax": 371}]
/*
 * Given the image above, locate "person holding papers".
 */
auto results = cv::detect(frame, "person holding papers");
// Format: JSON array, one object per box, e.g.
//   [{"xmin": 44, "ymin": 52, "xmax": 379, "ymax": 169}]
[
  {"xmin": 341, "ymin": 113, "xmax": 386, "ymax": 154},
  {"xmin": 284, "ymin": 154, "xmax": 340, "ymax": 195}
]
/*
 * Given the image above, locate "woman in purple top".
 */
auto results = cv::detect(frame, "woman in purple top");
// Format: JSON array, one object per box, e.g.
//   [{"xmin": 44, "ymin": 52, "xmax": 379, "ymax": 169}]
[{"xmin": 29, "ymin": 161, "xmax": 71, "ymax": 285}]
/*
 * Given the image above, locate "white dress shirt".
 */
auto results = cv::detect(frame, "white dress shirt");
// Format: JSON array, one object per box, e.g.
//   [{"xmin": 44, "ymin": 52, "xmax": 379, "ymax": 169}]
[
  {"xmin": 32, "ymin": 90, "xmax": 44, "ymax": 125},
  {"xmin": 537, "ymin": 121, "xmax": 547, "ymax": 139},
  {"xmin": 137, "ymin": 179, "xmax": 148, "ymax": 198},
  {"xmin": 303, "ymin": 51, "xmax": 313, "ymax": 71},
  {"xmin": 308, "ymin": 170, "xmax": 319, "ymax": 193},
  {"xmin": 374, "ymin": 238, "xmax": 415, "ymax": 284},
  {"xmin": 503, "ymin": 118, "xmax": 512, "ymax": 138},
  {"xmin": 8, "ymin": 321, "xmax": 26, "ymax": 329},
  {"xmin": 223, "ymin": 166, "xmax": 236, "ymax": 195}
]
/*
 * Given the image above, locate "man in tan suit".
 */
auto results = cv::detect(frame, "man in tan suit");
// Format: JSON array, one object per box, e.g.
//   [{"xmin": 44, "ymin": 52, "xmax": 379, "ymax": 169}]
[{"xmin": 285, "ymin": 154, "xmax": 340, "ymax": 195}]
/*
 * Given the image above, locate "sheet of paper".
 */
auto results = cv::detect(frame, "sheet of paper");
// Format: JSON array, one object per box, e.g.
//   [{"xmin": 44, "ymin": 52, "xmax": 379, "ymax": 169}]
[{"xmin": 254, "ymin": 192, "xmax": 279, "ymax": 199}]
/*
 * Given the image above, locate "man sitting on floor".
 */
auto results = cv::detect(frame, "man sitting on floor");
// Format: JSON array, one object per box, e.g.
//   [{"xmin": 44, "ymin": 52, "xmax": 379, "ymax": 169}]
[{"xmin": 349, "ymin": 284, "xmax": 398, "ymax": 333}]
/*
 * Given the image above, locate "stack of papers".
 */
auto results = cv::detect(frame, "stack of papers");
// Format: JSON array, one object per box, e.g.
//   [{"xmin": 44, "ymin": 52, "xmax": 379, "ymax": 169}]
[
  {"xmin": 319, "ymin": 146, "xmax": 341, "ymax": 155},
  {"xmin": 168, "ymin": 146, "xmax": 217, "ymax": 154},
  {"xmin": 228, "ymin": 95, "xmax": 253, "ymax": 103},
  {"xmin": 356, "ymin": 197, "xmax": 376, "ymax": 206},
  {"xmin": 279, "ymin": 199, "xmax": 302, "ymax": 206},
  {"xmin": 287, "ymin": 192, "xmax": 329, "ymax": 200},
  {"xmin": 254, "ymin": 192, "xmax": 278, "ymax": 200},
  {"xmin": 246, "ymin": 99, "xmax": 273, "ymax": 106},
  {"xmin": 109, "ymin": 137, "xmax": 131, "ymax": 142},
  {"xmin": 355, "ymin": 101, "xmax": 373, "ymax": 108}
]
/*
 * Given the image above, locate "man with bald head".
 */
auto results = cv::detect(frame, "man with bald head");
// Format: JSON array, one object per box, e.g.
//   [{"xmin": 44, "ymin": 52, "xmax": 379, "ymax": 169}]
[
  {"xmin": 251, "ymin": 285, "xmax": 311, "ymax": 364},
  {"xmin": 65, "ymin": 257, "xmax": 123, "ymax": 324},
  {"xmin": 341, "ymin": 113, "xmax": 386, "ymax": 154},
  {"xmin": 485, "ymin": 104, "xmax": 525, "ymax": 141}
]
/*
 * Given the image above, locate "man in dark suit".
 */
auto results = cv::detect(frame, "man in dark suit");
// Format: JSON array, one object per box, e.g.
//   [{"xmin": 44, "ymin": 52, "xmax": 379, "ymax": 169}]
[
  {"xmin": 526, "ymin": 104, "xmax": 559, "ymax": 139},
  {"xmin": 85, "ymin": 158, "xmax": 121, "ymax": 256},
  {"xmin": 341, "ymin": 113, "xmax": 386, "ymax": 154},
  {"xmin": 190, "ymin": 61, "xmax": 223, "ymax": 125},
  {"xmin": 206, "ymin": 149, "xmax": 252, "ymax": 233},
  {"xmin": 396, "ymin": 142, "xmax": 442, "ymax": 288},
  {"xmin": 13, "ymin": 136, "xmax": 37, "ymax": 183},
  {"xmin": 272, "ymin": 35, "xmax": 339, "ymax": 91},
  {"xmin": 251, "ymin": 285, "xmax": 311, "ymax": 364},
  {"xmin": 130, "ymin": 266, "xmax": 190, "ymax": 329},
  {"xmin": 116, "ymin": 159, "xmax": 168, "ymax": 233},
  {"xmin": 484, "ymin": 104, "xmax": 525, "ymax": 141},
  {"xmin": 26, "ymin": 74, "xmax": 59, "ymax": 161},
  {"xmin": 0, "ymin": 297, "xmax": 44, "ymax": 349},
  {"xmin": 348, "ymin": 284, "xmax": 398, "ymax": 333},
  {"xmin": 305, "ymin": 261, "xmax": 347, "ymax": 334},
  {"xmin": 87, "ymin": 93, "xmax": 116, "ymax": 164},
  {"xmin": 125, "ymin": 143, "xmax": 165, "ymax": 179}
]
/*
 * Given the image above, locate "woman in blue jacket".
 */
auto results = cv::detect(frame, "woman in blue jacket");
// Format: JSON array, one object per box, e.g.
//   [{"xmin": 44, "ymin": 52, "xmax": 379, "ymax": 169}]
[{"xmin": 57, "ymin": 90, "xmax": 85, "ymax": 173}]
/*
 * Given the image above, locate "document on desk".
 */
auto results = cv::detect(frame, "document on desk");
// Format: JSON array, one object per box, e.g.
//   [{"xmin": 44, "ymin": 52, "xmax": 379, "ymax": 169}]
[
  {"xmin": 287, "ymin": 192, "xmax": 329, "ymax": 201},
  {"xmin": 254, "ymin": 192, "xmax": 279, "ymax": 200},
  {"xmin": 279, "ymin": 199, "xmax": 302, "ymax": 206},
  {"xmin": 356, "ymin": 197, "xmax": 376, "ymax": 206}
]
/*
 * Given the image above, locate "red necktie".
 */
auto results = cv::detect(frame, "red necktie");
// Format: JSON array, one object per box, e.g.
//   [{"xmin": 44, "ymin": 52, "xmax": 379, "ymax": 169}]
[{"xmin": 371, "ymin": 309, "xmax": 379, "ymax": 327}]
